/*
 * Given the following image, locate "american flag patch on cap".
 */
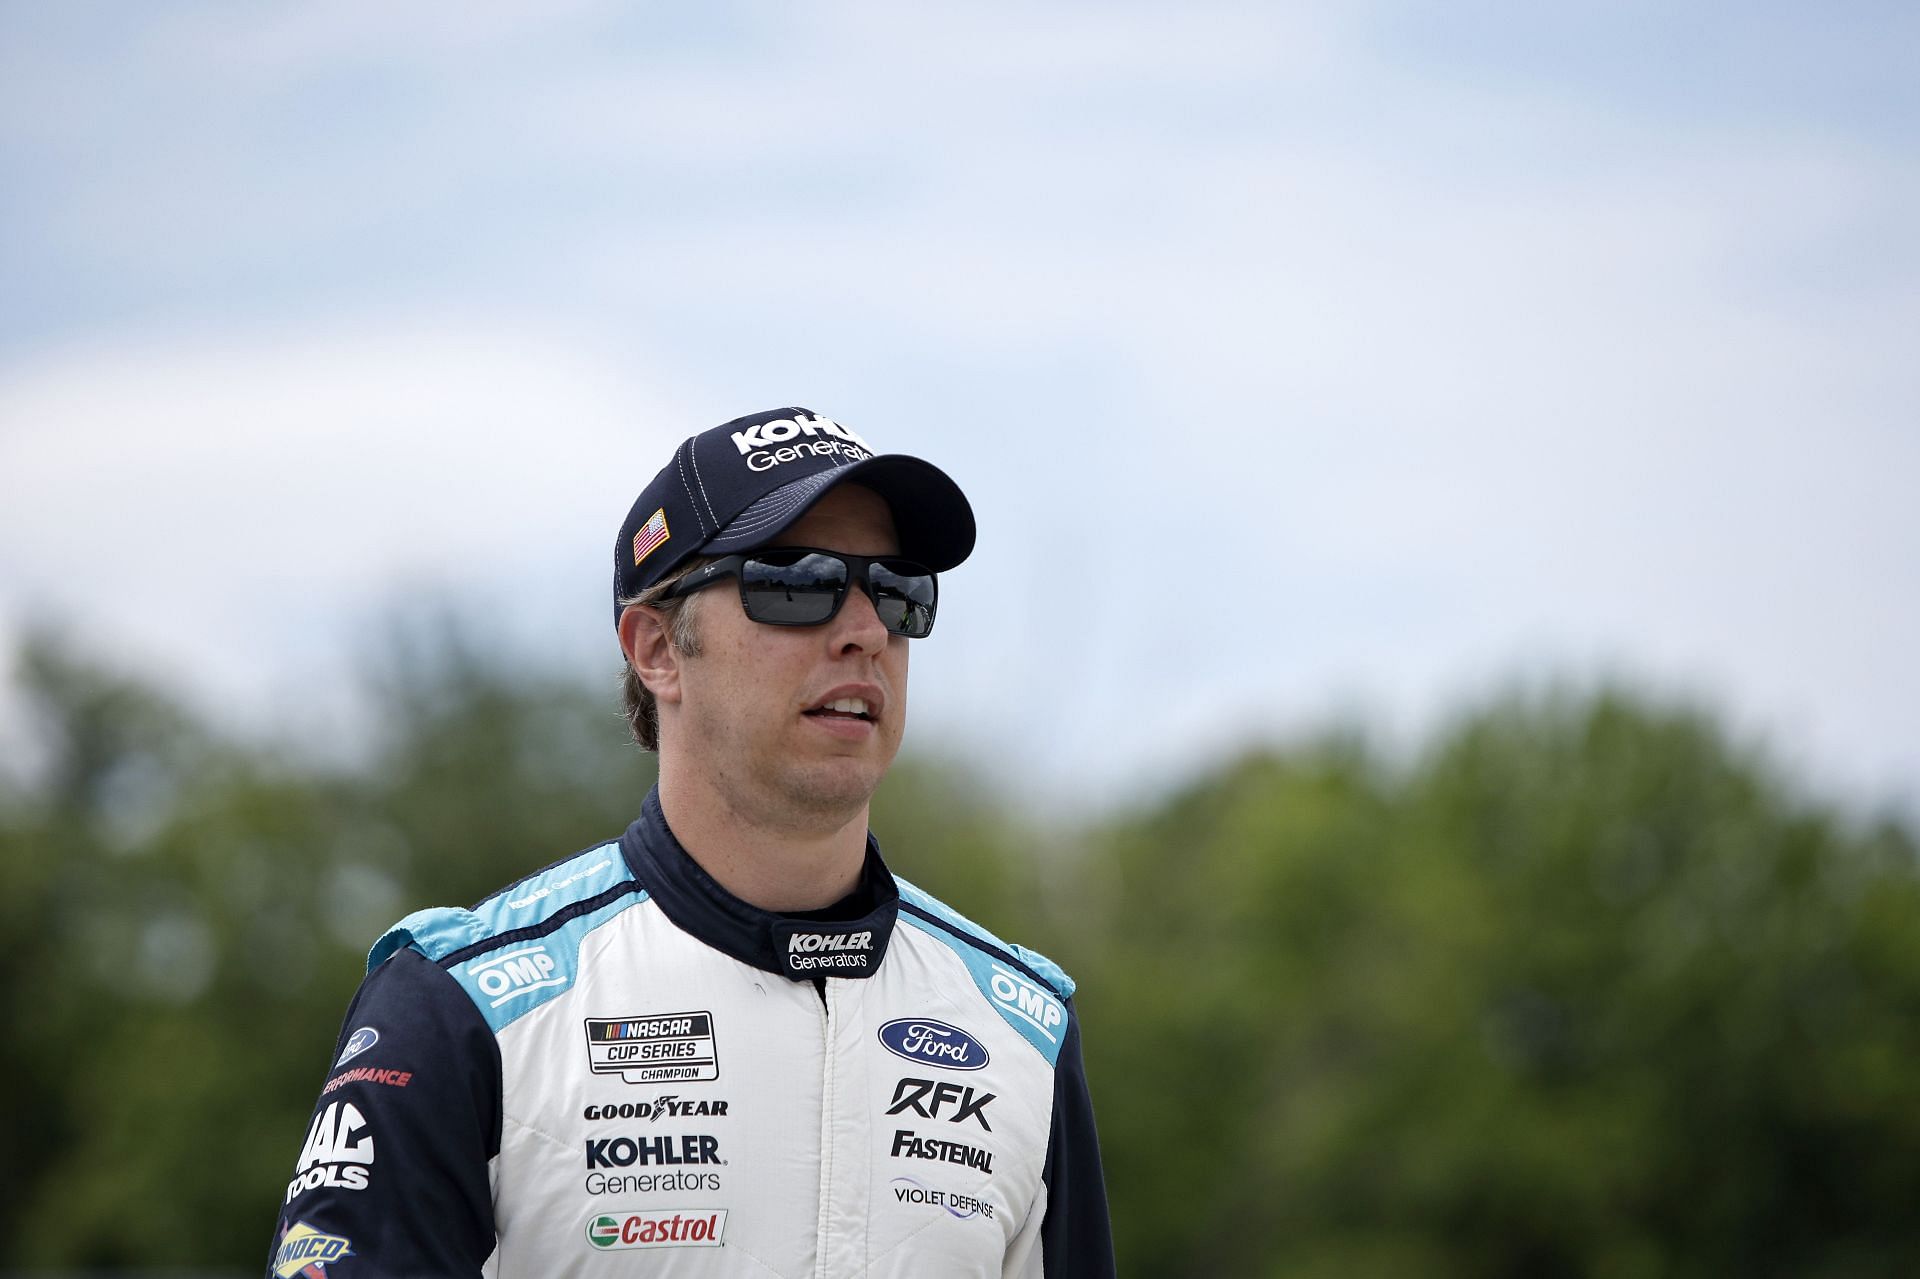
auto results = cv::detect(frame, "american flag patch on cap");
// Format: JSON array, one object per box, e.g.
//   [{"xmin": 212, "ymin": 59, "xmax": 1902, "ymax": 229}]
[{"xmin": 632, "ymin": 508, "xmax": 670, "ymax": 566}]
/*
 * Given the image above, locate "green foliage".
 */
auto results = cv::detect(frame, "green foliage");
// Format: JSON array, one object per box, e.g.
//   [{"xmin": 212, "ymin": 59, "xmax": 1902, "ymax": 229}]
[
  {"xmin": 1, "ymin": 634, "xmax": 1914, "ymax": 1275},
  {"xmin": 0, "ymin": 629, "xmax": 653, "ymax": 1265},
  {"xmin": 1080, "ymin": 690, "xmax": 1920, "ymax": 1278}
]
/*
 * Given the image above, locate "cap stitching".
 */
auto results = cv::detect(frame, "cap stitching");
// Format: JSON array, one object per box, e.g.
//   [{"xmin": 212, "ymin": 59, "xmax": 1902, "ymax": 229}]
[
  {"xmin": 686, "ymin": 438, "xmax": 721, "ymax": 530},
  {"xmin": 714, "ymin": 494, "xmax": 812, "ymax": 539},
  {"xmin": 715, "ymin": 474, "xmax": 836, "ymax": 538},
  {"xmin": 674, "ymin": 442, "xmax": 707, "ymax": 537}
]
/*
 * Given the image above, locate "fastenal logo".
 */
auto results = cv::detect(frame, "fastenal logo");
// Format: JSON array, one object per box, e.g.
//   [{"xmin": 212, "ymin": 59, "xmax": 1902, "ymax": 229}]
[
  {"xmin": 272, "ymin": 1221, "xmax": 353, "ymax": 1277},
  {"xmin": 586, "ymin": 1209, "xmax": 728, "ymax": 1250},
  {"xmin": 878, "ymin": 1018, "xmax": 989, "ymax": 1071},
  {"xmin": 729, "ymin": 412, "xmax": 874, "ymax": 473},
  {"xmin": 892, "ymin": 1127, "xmax": 995, "ymax": 1174},
  {"xmin": 989, "ymin": 962, "xmax": 1064, "ymax": 1044},
  {"xmin": 468, "ymin": 945, "xmax": 566, "ymax": 1009},
  {"xmin": 586, "ymin": 1011, "xmax": 720, "ymax": 1084}
]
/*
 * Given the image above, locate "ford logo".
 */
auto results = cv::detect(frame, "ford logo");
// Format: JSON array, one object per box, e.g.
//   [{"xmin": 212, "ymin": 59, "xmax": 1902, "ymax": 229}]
[
  {"xmin": 878, "ymin": 1018, "xmax": 989, "ymax": 1071},
  {"xmin": 335, "ymin": 1025, "xmax": 379, "ymax": 1067}
]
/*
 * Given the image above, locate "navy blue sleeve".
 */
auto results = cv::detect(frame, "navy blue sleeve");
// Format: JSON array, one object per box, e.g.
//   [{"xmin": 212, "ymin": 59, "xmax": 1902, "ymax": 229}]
[
  {"xmin": 267, "ymin": 947, "xmax": 501, "ymax": 1278},
  {"xmin": 1041, "ymin": 1000, "xmax": 1116, "ymax": 1277}
]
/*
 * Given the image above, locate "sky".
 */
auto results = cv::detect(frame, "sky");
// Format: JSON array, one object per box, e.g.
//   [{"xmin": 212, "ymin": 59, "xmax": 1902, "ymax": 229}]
[{"xmin": 2, "ymin": 1, "xmax": 1915, "ymax": 818}]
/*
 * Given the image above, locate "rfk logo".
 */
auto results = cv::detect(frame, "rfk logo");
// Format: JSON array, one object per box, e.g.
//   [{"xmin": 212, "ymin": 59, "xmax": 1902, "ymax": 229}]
[{"xmin": 886, "ymin": 1077, "xmax": 995, "ymax": 1131}]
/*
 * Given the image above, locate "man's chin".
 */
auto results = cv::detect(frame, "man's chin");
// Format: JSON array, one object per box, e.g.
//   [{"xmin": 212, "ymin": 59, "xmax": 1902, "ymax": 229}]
[{"xmin": 775, "ymin": 757, "xmax": 891, "ymax": 823}]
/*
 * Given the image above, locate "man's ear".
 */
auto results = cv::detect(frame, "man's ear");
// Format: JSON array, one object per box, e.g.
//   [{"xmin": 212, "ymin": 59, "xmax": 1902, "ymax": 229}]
[{"xmin": 619, "ymin": 605, "xmax": 684, "ymax": 706}]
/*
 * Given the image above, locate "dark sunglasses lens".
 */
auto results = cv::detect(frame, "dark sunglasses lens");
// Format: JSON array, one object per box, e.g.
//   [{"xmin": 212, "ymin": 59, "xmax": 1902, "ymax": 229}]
[
  {"xmin": 740, "ymin": 551, "xmax": 846, "ymax": 624},
  {"xmin": 869, "ymin": 560, "xmax": 937, "ymax": 638}
]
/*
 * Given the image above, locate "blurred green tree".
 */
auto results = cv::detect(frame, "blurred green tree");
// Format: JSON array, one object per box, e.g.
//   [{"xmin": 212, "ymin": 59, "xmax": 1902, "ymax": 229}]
[
  {"xmin": 1078, "ymin": 689, "xmax": 1920, "ymax": 1278},
  {"xmin": 2, "ymin": 633, "xmax": 1914, "ymax": 1277},
  {"xmin": 0, "ymin": 627, "xmax": 654, "ymax": 1265}
]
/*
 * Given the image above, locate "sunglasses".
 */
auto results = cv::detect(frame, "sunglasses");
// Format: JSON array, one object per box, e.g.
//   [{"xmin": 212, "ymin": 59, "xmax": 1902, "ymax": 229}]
[{"xmin": 661, "ymin": 548, "xmax": 939, "ymax": 638}]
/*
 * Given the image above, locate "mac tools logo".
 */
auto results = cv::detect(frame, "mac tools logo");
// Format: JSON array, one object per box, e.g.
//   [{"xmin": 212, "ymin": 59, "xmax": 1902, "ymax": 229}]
[
  {"xmin": 729, "ymin": 412, "xmax": 874, "ymax": 473},
  {"xmin": 878, "ymin": 1019, "xmax": 990, "ymax": 1071},
  {"xmin": 285, "ymin": 1102, "xmax": 375, "ymax": 1203}
]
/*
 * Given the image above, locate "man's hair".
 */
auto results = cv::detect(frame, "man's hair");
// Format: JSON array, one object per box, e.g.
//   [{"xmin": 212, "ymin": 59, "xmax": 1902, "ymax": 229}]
[{"xmin": 617, "ymin": 555, "xmax": 718, "ymax": 752}]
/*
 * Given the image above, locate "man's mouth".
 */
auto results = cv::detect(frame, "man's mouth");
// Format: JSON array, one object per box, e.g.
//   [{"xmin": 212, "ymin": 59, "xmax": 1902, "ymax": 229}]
[{"xmin": 804, "ymin": 697, "xmax": 875, "ymax": 722}]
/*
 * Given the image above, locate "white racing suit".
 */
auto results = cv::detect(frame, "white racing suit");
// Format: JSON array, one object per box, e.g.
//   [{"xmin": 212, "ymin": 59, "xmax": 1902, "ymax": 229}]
[{"xmin": 268, "ymin": 787, "xmax": 1114, "ymax": 1276}]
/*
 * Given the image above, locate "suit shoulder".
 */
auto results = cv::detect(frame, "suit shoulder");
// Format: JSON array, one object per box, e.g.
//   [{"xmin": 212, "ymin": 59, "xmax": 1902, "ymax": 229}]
[
  {"xmin": 894, "ymin": 877, "xmax": 1078, "ymax": 1068},
  {"xmin": 894, "ymin": 876, "xmax": 1075, "ymax": 999},
  {"xmin": 365, "ymin": 841, "xmax": 647, "ymax": 1033}
]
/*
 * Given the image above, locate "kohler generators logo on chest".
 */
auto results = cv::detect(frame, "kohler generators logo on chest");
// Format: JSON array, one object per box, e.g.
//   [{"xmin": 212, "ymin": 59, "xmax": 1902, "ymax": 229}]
[
  {"xmin": 775, "ymin": 922, "xmax": 882, "ymax": 977},
  {"xmin": 730, "ymin": 412, "xmax": 875, "ymax": 473}
]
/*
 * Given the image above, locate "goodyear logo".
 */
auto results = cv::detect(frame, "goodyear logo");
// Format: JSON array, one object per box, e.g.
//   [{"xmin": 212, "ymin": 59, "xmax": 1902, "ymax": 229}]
[{"xmin": 272, "ymin": 1221, "xmax": 353, "ymax": 1277}]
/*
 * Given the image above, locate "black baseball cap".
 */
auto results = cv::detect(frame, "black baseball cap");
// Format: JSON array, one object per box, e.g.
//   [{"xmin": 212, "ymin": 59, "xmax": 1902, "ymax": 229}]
[{"xmin": 613, "ymin": 407, "xmax": 976, "ymax": 626}]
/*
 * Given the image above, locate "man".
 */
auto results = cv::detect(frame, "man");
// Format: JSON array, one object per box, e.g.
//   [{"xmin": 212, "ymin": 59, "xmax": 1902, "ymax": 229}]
[{"xmin": 268, "ymin": 408, "xmax": 1114, "ymax": 1277}]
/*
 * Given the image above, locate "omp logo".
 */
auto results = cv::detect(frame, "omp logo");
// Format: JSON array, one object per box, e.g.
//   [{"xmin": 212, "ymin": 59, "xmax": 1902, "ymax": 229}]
[
  {"xmin": 506, "ymin": 858, "xmax": 612, "ymax": 910},
  {"xmin": 586, "ymin": 1209, "xmax": 727, "ymax": 1250},
  {"xmin": 469, "ymin": 945, "xmax": 565, "ymax": 1009},
  {"xmin": 730, "ymin": 413, "xmax": 874, "ymax": 472},
  {"xmin": 286, "ymin": 1102, "xmax": 375, "ymax": 1203},
  {"xmin": 887, "ymin": 1077, "xmax": 996, "ymax": 1131},
  {"xmin": 990, "ymin": 962, "xmax": 1064, "ymax": 1044},
  {"xmin": 272, "ymin": 1221, "xmax": 353, "ymax": 1276}
]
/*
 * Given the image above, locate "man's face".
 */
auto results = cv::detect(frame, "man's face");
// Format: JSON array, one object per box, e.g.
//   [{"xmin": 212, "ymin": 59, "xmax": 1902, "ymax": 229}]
[{"xmin": 672, "ymin": 483, "xmax": 910, "ymax": 828}]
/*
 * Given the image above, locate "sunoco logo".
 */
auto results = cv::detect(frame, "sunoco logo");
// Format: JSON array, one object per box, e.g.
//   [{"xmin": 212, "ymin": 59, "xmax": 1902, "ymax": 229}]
[
  {"xmin": 729, "ymin": 413, "xmax": 874, "ymax": 473},
  {"xmin": 878, "ymin": 1018, "xmax": 989, "ymax": 1071},
  {"xmin": 586, "ymin": 1209, "xmax": 727, "ymax": 1250},
  {"xmin": 272, "ymin": 1222, "xmax": 353, "ymax": 1277}
]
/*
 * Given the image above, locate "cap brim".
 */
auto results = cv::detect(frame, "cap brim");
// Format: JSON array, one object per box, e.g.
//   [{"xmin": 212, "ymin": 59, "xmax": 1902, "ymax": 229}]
[{"xmin": 703, "ymin": 454, "xmax": 975, "ymax": 571}]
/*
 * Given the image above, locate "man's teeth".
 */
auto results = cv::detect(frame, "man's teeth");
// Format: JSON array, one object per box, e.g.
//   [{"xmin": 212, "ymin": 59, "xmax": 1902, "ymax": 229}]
[{"xmin": 818, "ymin": 698, "xmax": 871, "ymax": 717}]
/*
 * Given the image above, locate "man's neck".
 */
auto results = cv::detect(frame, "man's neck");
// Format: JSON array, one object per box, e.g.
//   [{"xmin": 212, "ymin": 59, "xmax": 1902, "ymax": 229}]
[{"xmin": 655, "ymin": 767, "xmax": 870, "ymax": 913}]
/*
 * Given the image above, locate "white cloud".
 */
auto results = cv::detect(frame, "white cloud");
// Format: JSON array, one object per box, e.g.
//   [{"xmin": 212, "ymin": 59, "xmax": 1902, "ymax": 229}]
[
  {"xmin": 2, "ymin": 1, "xmax": 1913, "ymax": 814},
  {"xmin": 0, "ymin": 315, "xmax": 701, "ymax": 724}
]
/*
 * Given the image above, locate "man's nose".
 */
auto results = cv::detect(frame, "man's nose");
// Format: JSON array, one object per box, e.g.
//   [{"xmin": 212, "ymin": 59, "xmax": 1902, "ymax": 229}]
[{"xmin": 830, "ymin": 580, "xmax": 891, "ymax": 652}]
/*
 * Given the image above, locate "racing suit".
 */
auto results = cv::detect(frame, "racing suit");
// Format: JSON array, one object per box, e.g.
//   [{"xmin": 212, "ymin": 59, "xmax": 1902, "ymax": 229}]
[{"xmin": 268, "ymin": 787, "xmax": 1114, "ymax": 1276}]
